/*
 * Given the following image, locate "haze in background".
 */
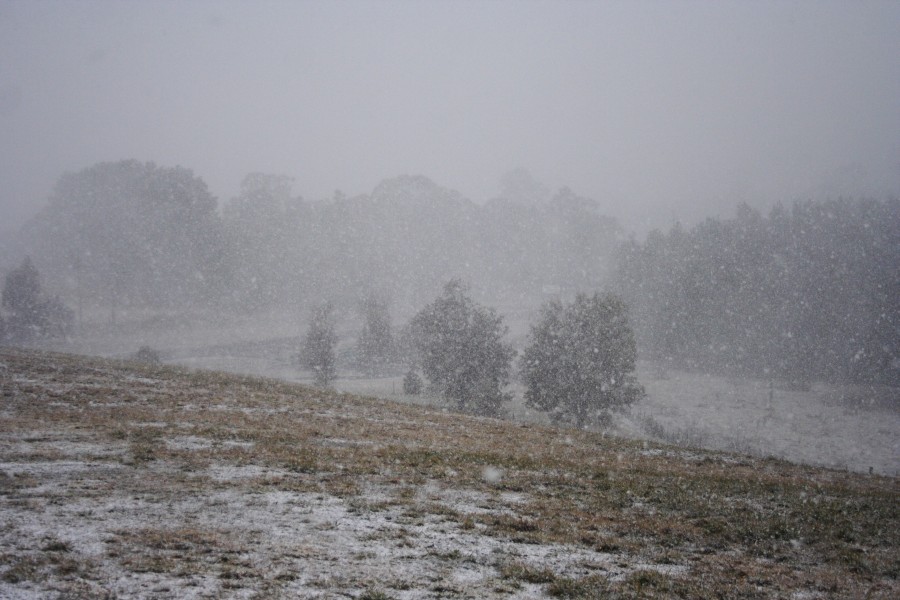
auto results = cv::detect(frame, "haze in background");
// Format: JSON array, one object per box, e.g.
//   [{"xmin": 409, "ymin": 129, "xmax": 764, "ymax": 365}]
[{"xmin": 1, "ymin": 0, "xmax": 899, "ymax": 235}]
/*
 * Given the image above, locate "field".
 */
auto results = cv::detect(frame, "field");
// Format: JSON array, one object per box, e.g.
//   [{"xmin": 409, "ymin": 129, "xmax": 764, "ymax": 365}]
[
  {"xmin": 1, "ymin": 347, "xmax": 897, "ymax": 598},
  {"xmin": 45, "ymin": 308, "xmax": 900, "ymax": 478}
]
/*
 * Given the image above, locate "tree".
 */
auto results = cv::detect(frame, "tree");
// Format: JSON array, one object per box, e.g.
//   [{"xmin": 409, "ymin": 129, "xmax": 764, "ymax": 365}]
[
  {"xmin": 410, "ymin": 280, "xmax": 515, "ymax": 416},
  {"xmin": 613, "ymin": 198, "xmax": 900, "ymax": 385},
  {"xmin": 2, "ymin": 256, "xmax": 41, "ymax": 323},
  {"xmin": 521, "ymin": 293, "xmax": 643, "ymax": 428},
  {"xmin": 402, "ymin": 369, "xmax": 423, "ymax": 395},
  {"xmin": 222, "ymin": 173, "xmax": 304, "ymax": 309},
  {"xmin": 1, "ymin": 257, "xmax": 73, "ymax": 343},
  {"xmin": 301, "ymin": 302, "xmax": 337, "ymax": 387},
  {"xmin": 498, "ymin": 167, "xmax": 550, "ymax": 205},
  {"xmin": 357, "ymin": 294, "xmax": 394, "ymax": 376},
  {"xmin": 24, "ymin": 160, "xmax": 225, "ymax": 315}
]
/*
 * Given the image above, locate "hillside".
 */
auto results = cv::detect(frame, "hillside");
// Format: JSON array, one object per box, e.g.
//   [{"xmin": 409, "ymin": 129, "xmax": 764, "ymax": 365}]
[{"xmin": 0, "ymin": 348, "xmax": 897, "ymax": 598}]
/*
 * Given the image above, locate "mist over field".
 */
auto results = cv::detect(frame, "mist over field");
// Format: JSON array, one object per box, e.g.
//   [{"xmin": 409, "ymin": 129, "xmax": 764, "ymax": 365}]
[
  {"xmin": 2, "ymin": 0, "xmax": 899, "ymax": 235},
  {"xmin": 1, "ymin": 4, "xmax": 899, "ymax": 598},
  {"xmin": 1, "ymin": 1, "xmax": 899, "ymax": 477}
]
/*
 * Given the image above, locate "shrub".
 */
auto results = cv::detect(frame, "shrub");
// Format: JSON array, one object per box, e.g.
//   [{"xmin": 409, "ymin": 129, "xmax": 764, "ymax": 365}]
[{"xmin": 133, "ymin": 346, "xmax": 161, "ymax": 364}]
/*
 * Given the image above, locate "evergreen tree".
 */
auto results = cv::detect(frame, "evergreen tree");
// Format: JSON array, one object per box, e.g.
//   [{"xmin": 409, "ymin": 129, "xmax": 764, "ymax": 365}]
[
  {"xmin": 521, "ymin": 293, "xmax": 643, "ymax": 427},
  {"xmin": 410, "ymin": 280, "xmax": 515, "ymax": 416},
  {"xmin": 357, "ymin": 294, "xmax": 394, "ymax": 376},
  {"xmin": 1, "ymin": 257, "xmax": 73, "ymax": 343},
  {"xmin": 402, "ymin": 369, "xmax": 423, "ymax": 395},
  {"xmin": 2, "ymin": 257, "xmax": 41, "ymax": 325},
  {"xmin": 301, "ymin": 302, "xmax": 337, "ymax": 387}
]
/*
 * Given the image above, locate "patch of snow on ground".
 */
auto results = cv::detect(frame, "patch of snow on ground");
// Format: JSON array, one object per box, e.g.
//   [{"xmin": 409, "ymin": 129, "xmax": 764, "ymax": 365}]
[
  {"xmin": 612, "ymin": 364, "xmax": 900, "ymax": 476},
  {"xmin": 207, "ymin": 464, "xmax": 288, "ymax": 482},
  {"xmin": 0, "ymin": 447, "xmax": 688, "ymax": 598},
  {"xmin": 165, "ymin": 436, "xmax": 213, "ymax": 451}
]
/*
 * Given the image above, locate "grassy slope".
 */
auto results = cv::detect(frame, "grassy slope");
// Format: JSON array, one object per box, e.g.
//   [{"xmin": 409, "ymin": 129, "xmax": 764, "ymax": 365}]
[{"xmin": 0, "ymin": 347, "xmax": 897, "ymax": 599}]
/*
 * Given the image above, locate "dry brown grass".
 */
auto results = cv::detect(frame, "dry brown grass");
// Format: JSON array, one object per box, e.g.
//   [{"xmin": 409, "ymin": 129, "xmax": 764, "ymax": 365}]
[{"xmin": 0, "ymin": 347, "xmax": 897, "ymax": 598}]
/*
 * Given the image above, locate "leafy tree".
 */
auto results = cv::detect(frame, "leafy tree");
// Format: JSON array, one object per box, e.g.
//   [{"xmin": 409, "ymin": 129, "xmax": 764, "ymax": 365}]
[
  {"xmin": 521, "ymin": 293, "xmax": 643, "ymax": 427},
  {"xmin": 301, "ymin": 302, "xmax": 337, "ymax": 387},
  {"xmin": 24, "ymin": 160, "xmax": 225, "ymax": 315},
  {"xmin": 222, "ymin": 173, "xmax": 305, "ymax": 309},
  {"xmin": 410, "ymin": 280, "xmax": 515, "ymax": 416},
  {"xmin": 1, "ymin": 257, "xmax": 73, "ymax": 343},
  {"xmin": 357, "ymin": 294, "xmax": 394, "ymax": 376}
]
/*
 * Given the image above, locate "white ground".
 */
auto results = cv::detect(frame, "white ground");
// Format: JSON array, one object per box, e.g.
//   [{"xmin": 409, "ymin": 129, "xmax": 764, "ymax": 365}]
[
  {"xmin": 329, "ymin": 368, "xmax": 899, "ymax": 477},
  {"xmin": 0, "ymin": 459, "xmax": 638, "ymax": 598},
  {"xmin": 0, "ymin": 356, "xmax": 689, "ymax": 599},
  {"xmin": 618, "ymin": 365, "xmax": 899, "ymax": 476}
]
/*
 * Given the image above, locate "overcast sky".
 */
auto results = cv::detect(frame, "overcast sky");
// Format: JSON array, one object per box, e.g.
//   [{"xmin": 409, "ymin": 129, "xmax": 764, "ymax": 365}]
[{"xmin": 1, "ymin": 0, "xmax": 899, "ymax": 234}]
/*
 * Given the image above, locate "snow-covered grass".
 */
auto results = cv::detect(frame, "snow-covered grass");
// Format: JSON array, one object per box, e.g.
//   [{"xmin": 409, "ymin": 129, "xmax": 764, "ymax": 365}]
[
  {"xmin": 0, "ymin": 347, "xmax": 897, "ymax": 598},
  {"xmin": 48, "ymin": 311, "xmax": 899, "ymax": 477},
  {"xmin": 616, "ymin": 363, "xmax": 900, "ymax": 477},
  {"xmin": 332, "ymin": 366, "xmax": 899, "ymax": 477}
]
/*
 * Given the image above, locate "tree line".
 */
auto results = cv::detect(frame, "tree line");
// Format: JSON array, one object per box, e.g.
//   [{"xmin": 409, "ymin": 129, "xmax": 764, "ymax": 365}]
[
  {"xmin": 16, "ymin": 161, "xmax": 621, "ymax": 319},
  {"xmin": 4, "ymin": 158, "xmax": 898, "ymax": 389},
  {"xmin": 615, "ymin": 199, "xmax": 900, "ymax": 386}
]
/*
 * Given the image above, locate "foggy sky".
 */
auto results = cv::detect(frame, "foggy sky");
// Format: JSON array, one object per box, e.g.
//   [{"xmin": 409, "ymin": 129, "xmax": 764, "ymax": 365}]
[{"xmin": 1, "ymin": 0, "xmax": 899, "ymax": 235}]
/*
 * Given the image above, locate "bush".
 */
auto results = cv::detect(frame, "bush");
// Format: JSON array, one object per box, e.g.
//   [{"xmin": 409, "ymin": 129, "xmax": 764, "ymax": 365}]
[{"xmin": 133, "ymin": 346, "xmax": 161, "ymax": 364}]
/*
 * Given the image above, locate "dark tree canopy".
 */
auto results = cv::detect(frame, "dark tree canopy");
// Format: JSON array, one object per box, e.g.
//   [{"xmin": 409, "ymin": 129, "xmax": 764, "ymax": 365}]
[
  {"xmin": 521, "ymin": 292, "xmax": 643, "ymax": 427},
  {"xmin": 615, "ymin": 198, "xmax": 900, "ymax": 385},
  {"xmin": 410, "ymin": 280, "xmax": 515, "ymax": 416}
]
